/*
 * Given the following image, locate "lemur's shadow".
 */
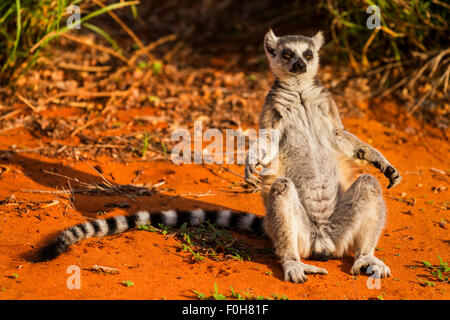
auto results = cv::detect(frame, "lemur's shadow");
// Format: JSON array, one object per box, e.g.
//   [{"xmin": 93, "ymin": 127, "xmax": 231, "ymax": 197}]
[
  {"xmin": 1, "ymin": 151, "xmax": 241, "ymax": 218},
  {"xmin": 1, "ymin": 152, "xmax": 277, "ymax": 271},
  {"xmin": 1, "ymin": 150, "xmax": 121, "ymax": 217}
]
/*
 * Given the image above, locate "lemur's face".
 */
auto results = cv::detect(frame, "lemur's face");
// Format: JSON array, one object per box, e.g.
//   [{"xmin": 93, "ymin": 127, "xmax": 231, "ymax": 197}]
[{"xmin": 264, "ymin": 30, "xmax": 324, "ymax": 79}]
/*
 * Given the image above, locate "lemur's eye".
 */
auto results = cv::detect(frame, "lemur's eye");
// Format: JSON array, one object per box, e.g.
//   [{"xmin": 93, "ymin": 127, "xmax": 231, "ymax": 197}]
[
  {"xmin": 303, "ymin": 50, "xmax": 313, "ymax": 60},
  {"xmin": 281, "ymin": 50, "xmax": 293, "ymax": 61}
]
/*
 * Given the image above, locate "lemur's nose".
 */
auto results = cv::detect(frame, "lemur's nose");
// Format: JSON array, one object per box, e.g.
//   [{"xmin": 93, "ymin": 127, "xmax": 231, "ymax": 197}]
[{"xmin": 291, "ymin": 59, "xmax": 306, "ymax": 74}]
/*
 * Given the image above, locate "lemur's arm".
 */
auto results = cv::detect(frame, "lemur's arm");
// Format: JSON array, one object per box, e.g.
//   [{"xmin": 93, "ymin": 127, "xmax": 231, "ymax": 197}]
[
  {"xmin": 325, "ymin": 97, "xmax": 401, "ymax": 189},
  {"xmin": 244, "ymin": 103, "xmax": 283, "ymax": 186},
  {"xmin": 334, "ymin": 128, "xmax": 402, "ymax": 189}
]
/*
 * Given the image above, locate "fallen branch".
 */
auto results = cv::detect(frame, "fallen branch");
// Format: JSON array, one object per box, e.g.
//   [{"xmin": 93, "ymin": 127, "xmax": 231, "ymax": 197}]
[
  {"xmin": 57, "ymin": 62, "xmax": 111, "ymax": 73},
  {"xmin": 59, "ymin": 32, "xmax": 129, "ymax": 64},
  {"xmin": 179, "ymin": 190, "xmax": 217, "ymax": 198},
  {"xmin": 90, "ymin": 265, "xmax": 120, "ymax": 275},
  {"xmin": 430, "ymin": 167, "xmax": 447, "ymax": 175},
  {"xmin": 218, "ymin": 164, "xmax": 245, "ymax": 180},
  {"xmin": 17, "ymin": 94, "xmax": 39, "ymax": 112},
  {"xmin": 71, "ymin": 118, "xmax": 100, "ymax": 137},
  {"xmin": 21, "ymin": 184, "xmax": 156, "ymax": 196}
]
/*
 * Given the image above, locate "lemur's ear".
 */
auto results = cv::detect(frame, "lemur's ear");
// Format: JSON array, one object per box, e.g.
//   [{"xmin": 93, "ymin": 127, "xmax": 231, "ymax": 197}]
[
  {"xmin": 312, "ymin": 30, "xmax": 324, "ymax": 50},
  {"xmin": 264, "ymin": 29, "xmax": 278, "ymax": 57}
]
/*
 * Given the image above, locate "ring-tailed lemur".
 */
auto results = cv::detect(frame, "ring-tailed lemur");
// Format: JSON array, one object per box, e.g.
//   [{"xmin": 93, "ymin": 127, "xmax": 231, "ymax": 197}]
[
  {"xmin": 38, "ymin": 30, "xmax": 401, "ymax": 286},
  {"xmin": 244, "ymin": 29, "xmax": 401, "ymax": 283}
]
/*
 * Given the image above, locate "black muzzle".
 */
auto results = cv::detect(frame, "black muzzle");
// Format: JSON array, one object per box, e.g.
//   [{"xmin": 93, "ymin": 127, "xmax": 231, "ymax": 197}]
[{"xmin": 290, "ymin": 58, "xmax": 306, "ymax": 74}]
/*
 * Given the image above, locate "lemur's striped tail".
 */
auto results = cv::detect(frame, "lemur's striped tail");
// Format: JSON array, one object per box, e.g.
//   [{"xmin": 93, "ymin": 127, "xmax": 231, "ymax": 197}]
[{"xmin": 37, "ymin": 209, "xmax": 265, "ymax": 261}]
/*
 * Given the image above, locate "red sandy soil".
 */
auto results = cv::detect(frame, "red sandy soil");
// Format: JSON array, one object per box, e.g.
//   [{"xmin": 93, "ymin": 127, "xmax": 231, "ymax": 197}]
[{"xmin": 0, "ymin": 101, "xmax": 448, "ymax": 300}]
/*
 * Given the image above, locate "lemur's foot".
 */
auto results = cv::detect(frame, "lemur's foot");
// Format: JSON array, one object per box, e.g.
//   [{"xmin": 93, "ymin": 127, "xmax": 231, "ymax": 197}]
[
  {"xmin": 351, "ymin": 255, "xmax": 391, "ymax": 278},
  {"xmin": 282, "ymin": 260, "xmax": 328, "ymax": 284},
  {"xmin": 271, "ymin": 177, "xmax": 290, "ymax": 195}
]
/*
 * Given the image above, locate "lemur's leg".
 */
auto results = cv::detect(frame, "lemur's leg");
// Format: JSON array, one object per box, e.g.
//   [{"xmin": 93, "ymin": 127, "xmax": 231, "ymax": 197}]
[
  {"xmin": 264, "ymin": 177, "xmax": 328, "ymax": 283},
  {"xmin": 328, "ymin": 174, "xmax": 390, "ymax": 278}
]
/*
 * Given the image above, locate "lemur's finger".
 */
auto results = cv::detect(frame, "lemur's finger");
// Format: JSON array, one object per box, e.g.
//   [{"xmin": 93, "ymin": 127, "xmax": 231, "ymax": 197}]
[
  {"xmin": 387, "ymin": 174, "xmax": 402, "ymax": 189},
  {"xmin": 383, "ymin": 165, "xmax": 396, "ymax": 179},
  {"xmin": 257, "ymin": 159, "xmax": 269, "ymax": 168},
  {"xmin": 245, "ymin": 163, "xmax": 262, "ymax": 187},
  {"xmin": 247, "ymin": 163, "xmax": 257, "ymax": 174},
  {"xmin": 245, "ymin": 175, "xmax": 261, "ymax": 187}
]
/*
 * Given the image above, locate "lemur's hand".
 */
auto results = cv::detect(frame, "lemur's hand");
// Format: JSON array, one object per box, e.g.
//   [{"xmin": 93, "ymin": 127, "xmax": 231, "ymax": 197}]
[
  {"xmin": 373, "ymin": 160, "xmax": 402, "ymax": 189},
  {"xmin": 384, "ymin": 165, "xmax": 402, "ymax": 189},
  {"xmin": 244, "ymin": 155, "xmax": 262, "ymax": 187}
]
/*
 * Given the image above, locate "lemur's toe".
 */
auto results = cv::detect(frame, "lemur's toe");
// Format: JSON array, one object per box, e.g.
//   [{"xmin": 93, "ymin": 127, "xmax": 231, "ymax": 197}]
[{"xmin": 352, "ymin": 255, "xmax": 391, "ymax": 278}]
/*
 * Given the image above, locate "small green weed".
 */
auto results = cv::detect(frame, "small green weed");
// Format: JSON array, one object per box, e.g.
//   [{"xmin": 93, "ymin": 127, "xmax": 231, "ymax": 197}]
[
  {"xmin": 193, "ymin": 284, "xmax": 289, "ymax": 300},
  {"xmin": 140, "ymin": 220, "xmax": 253, "ymax": 263},
  {"xmin": 421, "ymin": 255, "xmax": 450, "ymax": 283},
  {"xmin": 151, "ymin": 61, "xmax": 163, "ymax": 74},
  {"xmin": 121, "ymin": 280, "xmax": 134, "ymax": 287}
]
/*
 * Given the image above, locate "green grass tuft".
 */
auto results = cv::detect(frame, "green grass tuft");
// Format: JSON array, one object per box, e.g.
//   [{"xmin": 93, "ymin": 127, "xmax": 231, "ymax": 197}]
[{"xmin": 0, "ymin": 0, "xmax": 137, "ymax": 84}]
